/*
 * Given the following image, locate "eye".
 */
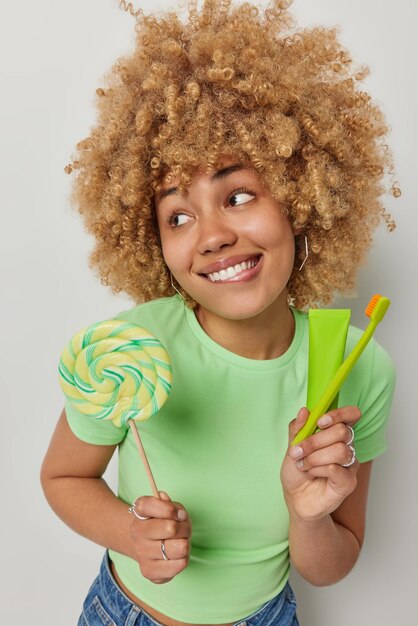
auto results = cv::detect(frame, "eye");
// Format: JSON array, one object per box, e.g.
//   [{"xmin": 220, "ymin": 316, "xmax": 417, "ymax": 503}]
[
  {"xmin": 168, "ymin": 212, "xmax": 191, "ymax": 227},
  {"xmin": 228, "ymin": 187, "xmax": 255, "ymax": 207}
]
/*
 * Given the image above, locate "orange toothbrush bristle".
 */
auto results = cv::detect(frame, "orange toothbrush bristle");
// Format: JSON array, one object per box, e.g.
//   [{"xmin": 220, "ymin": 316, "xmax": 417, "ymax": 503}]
[{"xmin": 365, "ymin": 294, "xmax": 382, "ymax": 317}]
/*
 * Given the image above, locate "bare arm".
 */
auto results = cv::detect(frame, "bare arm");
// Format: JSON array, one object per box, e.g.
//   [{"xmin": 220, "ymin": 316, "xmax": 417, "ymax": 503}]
[
  {"xmin": 281, "ymin": 406, "xmax": 373, "ymax": 586},
  {"xmin": 40, "ymin": 409, "xmax": 192, "ymax": 583},
  {"xmin": 288, "ymin": 461, "xmax": 372, "ymax": 586},
  {"xmin": 40, "ymin": 409, "xmax": 135, "ymax": 557}
]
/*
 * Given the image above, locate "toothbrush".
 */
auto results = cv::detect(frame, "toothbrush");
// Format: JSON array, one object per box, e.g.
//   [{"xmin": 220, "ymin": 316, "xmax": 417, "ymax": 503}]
[{"xmin": 292, "ymin": 294, "xmax": 391, "ymax": 445}]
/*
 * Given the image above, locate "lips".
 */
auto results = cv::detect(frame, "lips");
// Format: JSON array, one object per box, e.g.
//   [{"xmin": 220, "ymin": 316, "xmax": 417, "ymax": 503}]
[
  {"xmin": 197, "ymin": 254, "xmax": 263, "ymax": 284},
  {"xmin": 198, "ymin": 254, "xmax": 262, "ymax": 276}
]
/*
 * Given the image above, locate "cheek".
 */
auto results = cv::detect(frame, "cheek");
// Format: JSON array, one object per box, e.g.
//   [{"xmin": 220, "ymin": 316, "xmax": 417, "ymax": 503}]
[
  {"xmin": 157, "ymin": 226, "xmax": 172, "ymax": 270},
  {"xmin": 160, "ymin": 239, "xmax": 174, "ymax": 271},
  {"xmin": 244, "ymin": 212, "xmax": 294, "ymax": 256},
  {"xmin": 157, "ymin": 219, "xmax": 176, "ymax": 271},
  {"xmin": 159, "ymin": 234, "xmax": 189, "ymax": 274}
]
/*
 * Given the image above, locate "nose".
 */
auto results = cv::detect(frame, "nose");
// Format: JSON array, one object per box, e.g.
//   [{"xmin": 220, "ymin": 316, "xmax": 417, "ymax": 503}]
[{"xmin": 196, "ymin": 214, "xmax": 238, "ymax": 255}]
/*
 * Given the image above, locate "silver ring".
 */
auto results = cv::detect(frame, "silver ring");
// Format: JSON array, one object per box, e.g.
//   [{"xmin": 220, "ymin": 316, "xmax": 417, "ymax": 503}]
[
  {"xmin": 342, "ymin": 444, "xmax": 356, "ymax": 468},
  {"xmin": 128, "ymin": 498, "xmax": 150, "ymax": 520},
  {"xmin": 161, "ymin": 540, "xmax": 169, "ymax": 561},
  {"xmin": 346, "ymin": 425, "xmax": 355, "ymax": 446}
]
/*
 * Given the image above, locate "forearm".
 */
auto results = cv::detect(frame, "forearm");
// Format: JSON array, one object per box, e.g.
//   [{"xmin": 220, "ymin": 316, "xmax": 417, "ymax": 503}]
[
  {"xmin": 288, "ymin": 511, "xmax": 361, "ymax": 586},
  {"xmin": 42, "ymin": 475, "xmax": 135, "ymax": 559}
]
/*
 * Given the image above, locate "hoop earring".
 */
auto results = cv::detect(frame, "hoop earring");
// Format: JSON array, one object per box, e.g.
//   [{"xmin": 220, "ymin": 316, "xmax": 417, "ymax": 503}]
[
  {"xmin": 170, "ymin": 273, "xmax": 185, "ymax": 299},
  {"xmin": 294, "ymin": 235, "xmax": 309, "ymax": 271}
]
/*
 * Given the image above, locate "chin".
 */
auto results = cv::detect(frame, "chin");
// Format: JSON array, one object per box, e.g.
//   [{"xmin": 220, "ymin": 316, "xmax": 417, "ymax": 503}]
[{"xmin": 199, "ymin": 292, "xmax": 284, "ymax": 322}]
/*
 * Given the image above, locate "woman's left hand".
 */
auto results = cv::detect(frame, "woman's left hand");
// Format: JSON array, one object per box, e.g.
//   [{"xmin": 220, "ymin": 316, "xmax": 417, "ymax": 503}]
[{"xmin": 280, "ymin": 406, "xmax": 361, "ymax": 522}]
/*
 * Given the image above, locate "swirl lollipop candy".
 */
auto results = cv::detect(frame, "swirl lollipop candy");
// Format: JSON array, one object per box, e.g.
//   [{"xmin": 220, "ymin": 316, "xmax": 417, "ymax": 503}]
[{"xmin": 58, "ymin": 319, "xmax": 172, "ymax": 497}]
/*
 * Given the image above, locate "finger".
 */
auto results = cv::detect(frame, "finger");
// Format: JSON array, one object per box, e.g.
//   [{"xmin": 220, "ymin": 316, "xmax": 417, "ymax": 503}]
[
  {"xmin": 130, "ymin": 518, "xmax": 191, "ymax": 560},
  {"xmin": 288, "ymin": 407, "xmax": 310, "ymax": 441},
  {"xmin": 142, "ymin": 556, "xmax": 189, "ymax": 584},
  {"xmin": 168, "ymin": 500, "xmax": 191, "ymax": 523},
  {"xmin": 160, "ymin": 492, "xmax": 190, "ymax": 521},
  {"xmin": 152, "ymin": 537, "xmax": 190, "ymax": 561},
  {"xmin": 294, "ymin": 442, "xmax": 356, "ymax": 471},
  {"xmin": 289, "ymin": 422, "xmax": 355, "ymax": 461},
  {"xmin": 144, "ymin": 519, "xmax": 192, "ymax": 541},
  {"xmin": 316, "ymin": 406, "xmax": 362, "ymax": 430},
  {"xmin": 134, "ymin": 495, "xmax": 186, "ymax": 522},
  {"xmin": 304, "ymin": 463, "xmax": 359, "ymax": 496}
]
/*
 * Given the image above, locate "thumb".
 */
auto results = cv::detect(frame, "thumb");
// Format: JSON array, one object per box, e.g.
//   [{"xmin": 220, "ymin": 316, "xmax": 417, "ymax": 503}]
[
  {"xmin": 159, "ymin": 491, "xmax": 172, "ymax": 501},
  {"xmin": 288, "ymin": 407, "xmax": 310, "ymax": 444}
]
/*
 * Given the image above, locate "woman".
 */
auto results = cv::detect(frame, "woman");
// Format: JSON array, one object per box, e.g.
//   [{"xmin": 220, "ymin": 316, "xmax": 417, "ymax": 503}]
[{"xmin": 41, "ymin": 1, "xmax": 396, "ymax": 624}]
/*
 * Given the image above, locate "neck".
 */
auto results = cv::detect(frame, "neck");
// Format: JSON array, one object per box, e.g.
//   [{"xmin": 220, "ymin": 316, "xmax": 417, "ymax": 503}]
[{"xmin": 195, "ymin": 293, "xmax": 295, "ymax": 360}]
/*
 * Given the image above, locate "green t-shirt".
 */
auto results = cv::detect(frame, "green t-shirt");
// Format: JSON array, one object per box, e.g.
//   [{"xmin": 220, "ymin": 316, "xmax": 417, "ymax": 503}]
[{"xmin": 65, "ymin": 295, "xmax": 395, "ymax": 623}]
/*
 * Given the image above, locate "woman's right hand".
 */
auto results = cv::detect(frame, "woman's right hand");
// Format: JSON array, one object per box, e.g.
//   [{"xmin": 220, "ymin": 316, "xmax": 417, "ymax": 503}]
[{"xmin": 129, "ymin": 491, "xmax": 192, "ymax": 584}]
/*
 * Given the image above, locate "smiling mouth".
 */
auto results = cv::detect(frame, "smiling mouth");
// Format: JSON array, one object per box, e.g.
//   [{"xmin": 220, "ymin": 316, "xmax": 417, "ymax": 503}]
[{"xmin": 202, "ymin": 255, "xmax": 261, "ymax": 282}]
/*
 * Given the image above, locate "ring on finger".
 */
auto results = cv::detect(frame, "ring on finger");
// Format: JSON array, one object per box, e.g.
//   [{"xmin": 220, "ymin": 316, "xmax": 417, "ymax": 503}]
[
  {"xmin": 128, "ymin": 497, "xmax": 150, "ymax": 520},
  {"xmin": 345, "ymin": 425, "xmax": 355, "ymax": 446},
  {"xmin": 342, "ymin": 444, "xmax": 356, "ymax": 468},
  {"xmin": 161, "ymin": 540, "xmax": 169, "ymax": 561}
]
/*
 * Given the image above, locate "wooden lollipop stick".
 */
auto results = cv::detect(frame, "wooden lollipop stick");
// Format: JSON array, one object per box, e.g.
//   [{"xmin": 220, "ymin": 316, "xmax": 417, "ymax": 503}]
[{"xmin": 129, "ymin": 421, "xmax": 160, "ymax": 499}]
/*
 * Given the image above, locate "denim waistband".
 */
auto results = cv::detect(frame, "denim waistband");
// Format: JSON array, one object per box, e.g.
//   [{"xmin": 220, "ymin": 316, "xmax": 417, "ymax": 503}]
[
  {"xmin": 98, "ymin": 551, "xmax": 143, "ymax": 622},
  {"xmin": 94, "ymin": 551, "xmax": 295, "ymax": 626}
]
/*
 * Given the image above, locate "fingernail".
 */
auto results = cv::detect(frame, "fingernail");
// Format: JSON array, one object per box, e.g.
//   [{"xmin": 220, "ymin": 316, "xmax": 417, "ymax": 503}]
[
  {"xmin": 177, "ymin": 509, "xmax": 187, "ymax": 521},
  {"xmin": 318, "ymin": 414, "xmax": 332, "ymax": 427},
  {"xmin": 296, "ymin": 460, "xmax": 304, "ymax": 470},
  {"xmin": 290, "ymin": 446, "xmax": 303, "ymax": 459}
]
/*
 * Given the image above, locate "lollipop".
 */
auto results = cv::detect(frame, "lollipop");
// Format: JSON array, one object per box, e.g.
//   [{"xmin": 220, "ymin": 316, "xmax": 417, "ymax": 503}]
[{"xmin": 58, "ymin": 319, "xmax": 172, "ymax": 497}]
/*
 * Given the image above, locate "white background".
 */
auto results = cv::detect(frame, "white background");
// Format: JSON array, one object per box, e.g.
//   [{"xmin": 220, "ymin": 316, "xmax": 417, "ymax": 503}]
[{"xmin": 1, "ymin": 0, "xmax": 416, "ymax": 624}]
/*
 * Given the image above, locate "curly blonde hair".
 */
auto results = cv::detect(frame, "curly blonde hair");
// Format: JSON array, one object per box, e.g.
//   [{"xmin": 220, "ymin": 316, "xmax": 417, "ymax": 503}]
[{"xmin": 67, "ymin": 0, "xmax": 397, "ymax": 309}]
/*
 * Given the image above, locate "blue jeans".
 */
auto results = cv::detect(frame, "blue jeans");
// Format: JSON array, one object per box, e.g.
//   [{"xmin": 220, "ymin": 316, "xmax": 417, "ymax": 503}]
[{"xmin": 77, "ymin": 552, "xmax": 299, "ymax": 626}]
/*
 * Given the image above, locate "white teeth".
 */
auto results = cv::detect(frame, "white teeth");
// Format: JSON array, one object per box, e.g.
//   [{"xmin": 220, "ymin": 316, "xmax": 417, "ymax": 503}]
[{"xmin": 207, "ymin": 257, "xmax": 259, "ymax": 282}]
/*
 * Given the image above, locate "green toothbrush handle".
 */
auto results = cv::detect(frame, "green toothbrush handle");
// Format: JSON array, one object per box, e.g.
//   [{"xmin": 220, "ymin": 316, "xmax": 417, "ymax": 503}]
[{"xmin": 292, "ymin": 321, "xmax": 377, "ymax": 445}]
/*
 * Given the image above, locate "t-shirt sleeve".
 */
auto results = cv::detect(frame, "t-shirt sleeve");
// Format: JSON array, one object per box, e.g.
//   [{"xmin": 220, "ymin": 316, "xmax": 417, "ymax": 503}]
[
  {"xmin": 341, "ymin": 338, "xmax": 396, "ymax": 463},
  {"xmin": 65, "ymin": 399, "xmax": 129, "ymax": 445}
]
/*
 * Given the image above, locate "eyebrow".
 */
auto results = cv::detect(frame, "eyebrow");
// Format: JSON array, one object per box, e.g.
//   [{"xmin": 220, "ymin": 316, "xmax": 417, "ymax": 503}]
[{"xmin": 157, "ymin": 164, "xmax": 248, "ymax": 203}]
